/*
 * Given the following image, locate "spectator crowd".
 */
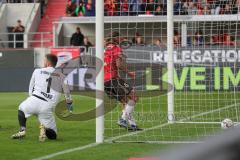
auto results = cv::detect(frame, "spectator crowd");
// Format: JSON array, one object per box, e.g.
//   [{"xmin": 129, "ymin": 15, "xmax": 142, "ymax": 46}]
[
  {"xmin": 66, "ymin": 0, "xmax": 95, "ymax": 16},
  {"xmin": 1, "ymin": 0, "xmax": 238, "ymax": 48},
  {"xmin": 65, "ymin": 0, "xmax": 240, "ymax": 17},
  {"xmin": 70, "ymin": 26, "xmax": 236, "ymax": 50},
  {"xmin": 174, "ymin": 0, "xmax": 240, "ymax": 15},
  {"xmin": 12, "ymin": 20, "xmax": 25, "ymax": 48},
  {"xmin": 1, "ymin": 0, "xmax": 44, "ymax": 3},
  {"xmin": 2, "ymin": 0, "xmax": 240, "ymax": 17},
  {"xmin": 70, "ymin": 27, "xmax": 93, "ymax": 51}
]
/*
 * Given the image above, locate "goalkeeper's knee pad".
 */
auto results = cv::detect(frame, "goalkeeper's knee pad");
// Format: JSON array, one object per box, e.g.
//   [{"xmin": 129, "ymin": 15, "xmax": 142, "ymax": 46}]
[{"xmin": 46, "ymin": 128, "xmax": 57, "ymax": 140}]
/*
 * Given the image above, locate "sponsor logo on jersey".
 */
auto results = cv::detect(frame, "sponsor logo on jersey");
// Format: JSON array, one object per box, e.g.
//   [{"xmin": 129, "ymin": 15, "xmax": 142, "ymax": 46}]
[
  {"xmin": 41, "ymin": 71, "xmax": 51, "ymax": 75},
  {"xmin": 41, "ymin": 92, "xmax": 53, "ymax": 100}
]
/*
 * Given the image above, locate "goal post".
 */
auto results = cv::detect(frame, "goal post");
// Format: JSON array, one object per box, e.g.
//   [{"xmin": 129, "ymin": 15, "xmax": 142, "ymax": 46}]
[
  {"xmin": 167, "ymin": 0, "xmax": 174, "ymax": 123},
  {"xmin": 95, "ymin": 0, "xmax": 104, "ymax": 143},
  {"xmin": 94, "ymin": 1, "xmax": 240, "ymax": 144}
]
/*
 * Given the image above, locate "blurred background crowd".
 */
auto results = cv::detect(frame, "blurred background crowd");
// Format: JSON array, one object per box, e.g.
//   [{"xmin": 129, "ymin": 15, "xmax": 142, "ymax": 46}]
[
  {"xmin": 65, "ymin": 0, "xmax": 240, "ymax": 17},
  {"xmin": 2, "ymin": 0, "xmax": 238, "ymax": 48}
]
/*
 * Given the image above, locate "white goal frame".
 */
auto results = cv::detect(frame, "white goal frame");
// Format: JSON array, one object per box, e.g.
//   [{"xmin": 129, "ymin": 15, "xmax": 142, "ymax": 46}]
[
  {"xmin": 95, "ymin": 0, "xmax": 175, "ymax": 143},
  {"xmin": 95, "ymin": 0, "xmax": 104, "ymax": 143},
  {"xmin": 94, "ymin": 0, "xmax": 240, "ymax": 144},
  {"xmin": 167, "ymin": 0, "xmax": 174, "ymax": 123}
]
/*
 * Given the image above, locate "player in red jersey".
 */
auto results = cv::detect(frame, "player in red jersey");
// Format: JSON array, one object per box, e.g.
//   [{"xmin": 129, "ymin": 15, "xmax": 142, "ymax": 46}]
[{"xmin": 104, "ymin": 32, "xmax": 142, "ymax": 131}]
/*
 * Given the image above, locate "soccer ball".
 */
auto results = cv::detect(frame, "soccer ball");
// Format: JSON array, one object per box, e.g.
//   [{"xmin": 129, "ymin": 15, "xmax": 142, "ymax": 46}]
[{"xmin": 221, "ymin": 118, "xmax": 234, "ymax": 129}]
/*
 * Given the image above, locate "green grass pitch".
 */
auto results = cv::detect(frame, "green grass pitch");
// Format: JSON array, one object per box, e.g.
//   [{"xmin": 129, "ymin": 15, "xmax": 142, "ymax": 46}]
[
  {"xmin": 0, "ymin": 92, "xmax": 166, "ymax": 160},
  {"xmin": 0, "ymin": 92, "xmax": 239, "ymax": 159}
]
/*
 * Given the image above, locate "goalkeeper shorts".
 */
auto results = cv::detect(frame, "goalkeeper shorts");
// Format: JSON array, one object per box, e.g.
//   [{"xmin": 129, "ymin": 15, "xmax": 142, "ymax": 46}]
[{"xmin": 19, "ymin": 96, "xmax": 57, "ymax": 133}]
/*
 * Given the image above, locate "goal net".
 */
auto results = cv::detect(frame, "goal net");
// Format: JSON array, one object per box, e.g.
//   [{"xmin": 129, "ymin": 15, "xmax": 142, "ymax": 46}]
[{"xmin": 101, "ymin": 1, "xmax": 240, "ymax": 143}]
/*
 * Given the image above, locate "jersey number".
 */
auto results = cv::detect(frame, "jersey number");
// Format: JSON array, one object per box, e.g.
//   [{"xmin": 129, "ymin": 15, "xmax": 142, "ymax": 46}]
[{"xmin": 46, "ymin": 77, "xmax": 52, "ymax": 93}]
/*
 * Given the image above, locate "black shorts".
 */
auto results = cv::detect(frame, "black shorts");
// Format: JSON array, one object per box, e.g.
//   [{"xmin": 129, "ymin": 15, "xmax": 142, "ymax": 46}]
[{"xmin": 104, "ymin": 78, "xmax": 132, "ymax": 102}]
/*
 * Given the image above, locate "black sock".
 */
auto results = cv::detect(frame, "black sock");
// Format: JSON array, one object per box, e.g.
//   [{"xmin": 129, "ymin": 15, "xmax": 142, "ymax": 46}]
[
  {"xmin": 46, "ymin": 129, "xmax": 57, "ymax": 140},
  {"xmin": 18, "ymin": 110, "xmax": 26, "ymax": 131}
]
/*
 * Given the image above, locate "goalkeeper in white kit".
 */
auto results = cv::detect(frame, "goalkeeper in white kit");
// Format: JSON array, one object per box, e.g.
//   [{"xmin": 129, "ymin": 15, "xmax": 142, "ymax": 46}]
[{"xmin": 11, "ymin": 54, "xmax": 73, "ymax": 142}]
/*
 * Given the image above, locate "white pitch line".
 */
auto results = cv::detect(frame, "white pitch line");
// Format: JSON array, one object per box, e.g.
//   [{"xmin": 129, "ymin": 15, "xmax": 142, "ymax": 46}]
[
  {"xmin": 32, "ymin": 143, "xmax": 100, "ymax": 160},
  {"xmin": 114, "ymin": 141, "xmax": 203, "ymax": 144},
  {"xmin": 32, "ymin": 103, "xmax": 239, "ymax": 160}
]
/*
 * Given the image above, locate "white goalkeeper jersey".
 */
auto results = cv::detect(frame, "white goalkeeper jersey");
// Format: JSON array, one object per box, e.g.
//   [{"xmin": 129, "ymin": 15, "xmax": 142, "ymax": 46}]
[{"xmin": 29, "ymin": 67, "xmax": 72, "ymax": 105}]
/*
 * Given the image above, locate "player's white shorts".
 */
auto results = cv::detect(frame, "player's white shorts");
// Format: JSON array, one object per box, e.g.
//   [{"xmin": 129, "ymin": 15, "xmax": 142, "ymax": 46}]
[{"xmin": 19, "ymin": 96, "xmax": 57, "ymax": 133}]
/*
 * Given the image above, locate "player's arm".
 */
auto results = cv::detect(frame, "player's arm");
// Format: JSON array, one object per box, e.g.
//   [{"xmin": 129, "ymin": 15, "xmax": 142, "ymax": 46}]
[
  {"xmin": 116, "ymin": 54, "xmax": 135, "ymax": 79},
  {"xmin": 28, "ymin": 69, "xmax": 36, "ymax": 96},
  {"xmin": 12, "ymin": 26, "xmax": 18, "ymax": 32}
]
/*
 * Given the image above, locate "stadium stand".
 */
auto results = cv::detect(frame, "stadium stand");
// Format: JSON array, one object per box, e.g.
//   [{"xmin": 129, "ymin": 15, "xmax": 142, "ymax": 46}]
[
  {"xmin": 33, "ymin": 0, "xmax": 66, "ymax": 47},
  {"xmin": 64, "ymin": 0, "xmax": 240, "ymax": 17},
  {"xmin": 0, "ymin": 2, "xmax": 41, "ymax": 48},
  {"xmin": 0, "ymin": 0, "xmax": 240, "ymax": 48}
]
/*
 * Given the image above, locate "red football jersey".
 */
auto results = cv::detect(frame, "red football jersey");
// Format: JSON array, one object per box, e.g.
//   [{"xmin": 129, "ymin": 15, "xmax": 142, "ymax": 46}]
[{"xmin": 104, "ymin": 44, "xmax": 122, "ymax": 81}]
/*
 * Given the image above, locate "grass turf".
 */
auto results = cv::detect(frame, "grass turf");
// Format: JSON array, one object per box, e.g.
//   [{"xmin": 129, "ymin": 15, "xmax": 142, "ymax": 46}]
[
  {"xmin": 0, "ymin": 92, "xmax": 166, "ymax": 160},
  {"xmin": 0, "ymin": 91, "xmax": 239, "ymax": 159}
]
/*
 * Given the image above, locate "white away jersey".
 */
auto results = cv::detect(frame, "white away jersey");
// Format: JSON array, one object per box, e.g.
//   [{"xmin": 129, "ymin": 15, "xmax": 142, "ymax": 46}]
[{"xmin": 29, "ymin": 67, "xmax": 71, "ymax": 105}]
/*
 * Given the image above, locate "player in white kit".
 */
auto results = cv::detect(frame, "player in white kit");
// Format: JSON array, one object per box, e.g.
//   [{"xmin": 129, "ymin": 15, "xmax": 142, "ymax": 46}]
[{"xmin": 11, "ymin": 54, "xmax": 73, "ymax": 142}]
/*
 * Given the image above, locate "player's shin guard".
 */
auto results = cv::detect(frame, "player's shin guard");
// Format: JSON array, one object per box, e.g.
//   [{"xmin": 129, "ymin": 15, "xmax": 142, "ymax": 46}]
[
  {"xmin": 46, "ymin": 129, "xmax": 57, "ymax": 140},
  {"xmin": 125, "ymin": 100, "xmax": 137, "ymax": 126},
  {"xmin": 121, "ymin": 110, "xmax": 128, "ymax": 121},
  {"xmin": 128, "ymin": 113, "xmax": 136, "ymax": 126},
  {"xmin": 18, "ymin": 110, "xmax": 26, "ymax": 131}
]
